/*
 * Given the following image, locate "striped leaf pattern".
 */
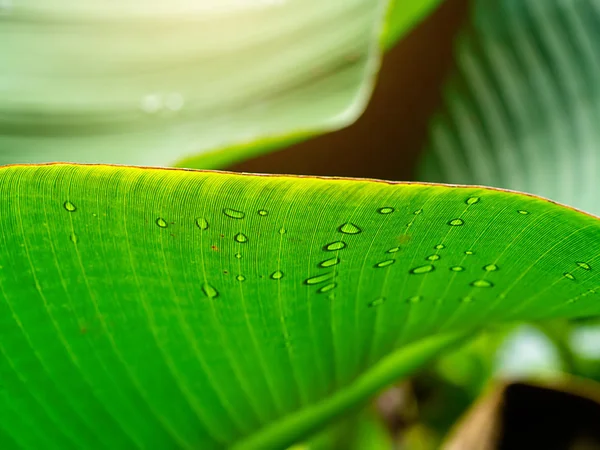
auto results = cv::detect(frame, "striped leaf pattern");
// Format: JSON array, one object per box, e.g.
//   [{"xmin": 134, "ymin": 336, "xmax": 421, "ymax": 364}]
[{"xmin": 421, "ymin": 0, "xmax": 600, "ymax": 215}]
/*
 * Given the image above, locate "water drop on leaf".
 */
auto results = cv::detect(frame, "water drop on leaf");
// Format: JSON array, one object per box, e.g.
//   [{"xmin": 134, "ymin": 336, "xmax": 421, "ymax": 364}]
[
  {"xmin": 378, "ymin": 207, "xmax": 395, "ymax": 214},
  {"xmin": 319, "ymin": 257, "xmax": 341, "ymax": 268},
  {"xmin": 369, "ymin": 297, "xmax": 386, "ymax": 307},
  {"xmin": 195, "ymin": 218, "xmax": 209, "ymax": 230},
  {"xmin": 236, "ymin": 275, "xmax": 246, "ymax": 282},
  {"xmin": 318, "ymin": 283, "xmax": 337, "ymax": 294},
  {"xmin": 234, "ymin": 233, "xmax": 249, "ymax": 244},
  {"xmin": 465, "ymin": 251, "xmax": 475, "ymax": 255},
  {"xmin": 407, "ymin": 296, "xmax": 423, "ymax": 304},
  {"xmin": 434, "ymin": 244, "xmax": 446, "ymax": 250},
  {"xmin": 448, "ymin": 218, "xmax": 465, "ymax": 227},
  {"xmin": 410, "ymin": 264, "xmax": 435, "ymax": 275},
  {"xmin": 279, "ymin": 227, "xmax": 287, "ymax": 235},
  {"xmin": 518, "ymin": 210, "xmax": 530, "ymax": 215},
  {"xmin": 466, "ymin": 197, "xmax": 480, "ymax": 205},
  {"xmin": 223, "ymin": 208, "xmax": 245, "ymax": 219},
  {"xmin": 156, "ymin": 218, "xmax": 168, "ymax": 228},
  {"xmin": 339, "ymin": 223, "xmax": 362, "ymax": 235},
  {"xmin": 324, "ymin": 241, "xmax": 347, "ymax": 251},
  {"xmin": 271, "ymin": 271, "xmax": 284, "ymax": 280},
  {"xmin": 70, "ymin": 233, "xmax": 78, "ymax": 244},
  {"xmin": 483, "ymin": 264, "xmax": 499, "ymax": 272},
  {"xmin": 375, "ymin": 259, "xmax": 395, "ymax": 268},
  {"xmin": 471, "ymin": 280, "xmax": 494, "ymax": 288},
  {"xmin": 387, "ymin": 247, "xmax": 400, "ymax": 254},
  {"xmin": 461, "ymin": 296, "xmax": 474, "ymax": 303},
  {"xmin": 258, "ymin": 210, "xmax": 268, "ymax": 216},
  {"xmin": 305, "ymin": 273, "xmax": 335, "ymax": 285},
  {"xmin": 140, "ymin": 93, "xmax": 162, "ymax": 113},
  {"xmin": 202, "ymin": 283, "xmax": 219, "ymax": 298},
  {"xmin": 165, "ymin": 92, "xmax": 185, "ymax": 112},
  {"xmin": 63, "ymin": 201, "xmax": 77, "ymax": 212},
  {"xmin": 426, "ymin": 254, "xmax": 441, "ymax": 261},
  {"xmin": 577, "ymin": 262, "xmax": 592, "ymax": 271},
  {"xmin": 564, "ymin": 272, "xmax": 576, "ymax": 281},
  {"xmin": 450, "ymin": 266, "xmax": 465, "ymax": 272}
]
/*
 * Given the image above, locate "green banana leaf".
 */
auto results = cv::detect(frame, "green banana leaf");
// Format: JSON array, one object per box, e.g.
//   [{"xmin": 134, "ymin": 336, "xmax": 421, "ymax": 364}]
[
  {"xmin": 1, "ymin": 164, "xmax": 598, "ymax": 449},
  {"xmin": 0, "ymin": 0, "xmax": 440, "ymax": 170},
  {"xmin": 420, "ymin": 0, "xmax": 600, "ymax": 215}
]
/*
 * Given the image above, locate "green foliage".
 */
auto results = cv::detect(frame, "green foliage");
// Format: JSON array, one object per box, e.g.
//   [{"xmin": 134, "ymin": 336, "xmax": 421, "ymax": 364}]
[
  {"xmin": 0, "ymin": 1, "xmax": 388, "ymax": 167},
  {"xmin": 421, "ymin": 0, "xmax": 600, "ymax": 215},
  {"xmin": 1, "ymin": 164, "xmax": 598, "ymax": 448},
  {"xmin": 0, "ymin": 1, "xmax": 399, "ymax": 169},
  {"xmin": 2, "ymin": 0, "xmax": 600, "ymax": 447}
]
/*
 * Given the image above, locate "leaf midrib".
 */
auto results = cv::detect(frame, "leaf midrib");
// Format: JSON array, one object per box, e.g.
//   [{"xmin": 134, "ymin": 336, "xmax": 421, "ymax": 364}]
[{"xmin": 229, "ymin": 331, "xmax": 469, "ymax": 450}]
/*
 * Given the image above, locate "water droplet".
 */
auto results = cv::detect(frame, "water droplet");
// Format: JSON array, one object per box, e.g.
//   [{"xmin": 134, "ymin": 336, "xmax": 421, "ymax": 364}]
[
  {"xmin": 448, "ymin": 218, "xmax": 464, "ymax": 227},
  {"xmin": 410, "ymin": 264, "xmax": 435, "ymax": 275},
  {"xmin": 234, "ymin": 233, "xmax": 249, "ymax": 244},
  {"xmin": 202, "ymin": 283, "xmax": 219, "ymax": 298},
  {"xmin": 483, "ymin": 264, "xmax": 499, "ymax": 272},
  {"xmin": 235, "ymin": 253, "xmax": 242, "ymax": 259},
  {"xmin": 236, "ymin": 275, "xmax": 246, "ymax": 282},
  {"xmin": 156, "ymin": 218, "xmax": 168, "ymax": 228},
  {"xmin": 258, "ymin": 210, "xmax": 268, "ymax": 216},
  {"xmin": 426, "ymin": 254, "xmax": 441, "ymax": 261},
  {"xmin": 378, "ymin": 207, "xmax": 395, "ymax": 214},
  {"xmin": 279, "ymin": 227, "xmax": 287, "ymax": 235},
  {"xmin": 223, "ymin": 208, "xmax": 245, "ymax": 220},
  {"xmin": 518, "ymin": 210, "xmax": 530, "ymax": 215},
  {"xmin": 369, "ymin": 297, "xmax": 386, "ymax": 307},
  {"xmin": 564, "ymin": 272, "xmax": 576, "ymax": 281},
  {"xmin": 305, "ymin": 273, "xmax": 335, "ymax": 285},
  {"xmin": 465, "ymin": 251, "xmax": 475, "ymax": 255},
  {"xmin": 466, "ymin": 197, "xmax": 480, "ymax": 205},
  {"xmin": 70, "ymin": 233, "xmax": 78, "ymax": 244},
  {"xmin": 387, "ymin": 247, "xmax": 400, "ymax": 254},
  {"xmin": 577, "ymin": 262, "xmax": 592, "ymax": 270},
  {"xmin": 324, "ymin": 241, "xmax": 347, "ymax": 251},
  {"xmin": 450, "ymin": 266, "xmax": 465, "ymax": 272},
  {"xmin": 63, "ymin": 201, "xmax": 77, "ymax": 212},
  {"xmin": 317, "ymin": 283, "xmax": 337, "ymax": 294},
  {"xmin": 165, "ymin": 92, "xmax": 185, "ymax": 111},
  {"xmin": 407, "ymin": 295, "xmax": 423, "ymax": 304},
  {"xmin": 271, "ymin": 271, "xmax": 284, "ymax": 280},
  {"xmin": 375, "ymin": 259, "xmax": 396, "ymax": 268},
  {"xmin": 195, "ymin": 218, "xmax": 209, "ymax": 230},
  {"xmin": 461, "ymin": 296, "xmax": 474, "ymax": 303},
  {"xmin": 434, "ymin": 244, "xmax": 446, "ymax": 250},
  {"xmin": 471, "ymin": 280, "xmax": 494, "ymax": 288},
  {"xmin": 319, "ymin": 257, "xmax": 341, "ymax": 268},
  {"xmin": 140, "ymin": 93, "xmax": 162, "ymax": 113},
  {"xmin": 327, "ymin": 293, "xmax": 336, "ymax": 301},
  {"xmin": 413, "ymin": 209, "xmax": 423, "ymax": 215},
  {"xmin": 339, "ymin": 223, "xmax": 362, "ymax": 235}
]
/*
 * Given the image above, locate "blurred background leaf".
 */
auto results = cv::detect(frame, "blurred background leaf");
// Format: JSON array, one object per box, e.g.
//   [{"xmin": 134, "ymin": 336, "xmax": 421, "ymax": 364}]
[
  {"xmin": 420, "ymin": 0, "xmax": 600, "ymax": 215},
  {"xmin": 1, "ymin": 0, "xmax": 390, "ymax": 167}
]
